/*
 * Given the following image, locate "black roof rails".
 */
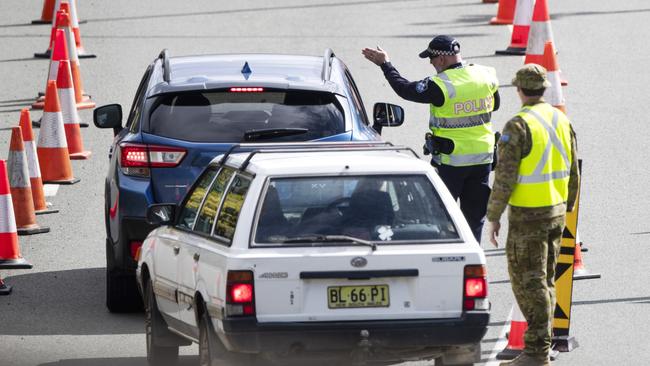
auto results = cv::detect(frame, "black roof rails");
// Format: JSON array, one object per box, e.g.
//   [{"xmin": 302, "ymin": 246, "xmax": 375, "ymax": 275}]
[
  {"xmin": 321, "ymin": 48, "xmax": 335, "ymax": 81},
  {"xmin": 159, "ymin": 49, "xmax": 171, "ymax": 82},
  {"xmin": 232, "ymin": 142, "xmax": 419, "ymax": 172}
]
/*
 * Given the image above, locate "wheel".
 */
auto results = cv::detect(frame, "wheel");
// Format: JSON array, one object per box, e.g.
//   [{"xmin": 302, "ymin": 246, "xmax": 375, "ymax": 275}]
[
  {"xmin": 106, "ymin": 238, "xmax": 143, "ymax": 313},
  {"xmin": 199, "ymin": 309, "xmax": 228, "ymax": 366},
  {"xmin": 145, "ymin": 279, "xmax": 179, "ymax": 366},
  {"xmin": 199, "ymin": 308, "xmax": 258, "ymax": 366}
]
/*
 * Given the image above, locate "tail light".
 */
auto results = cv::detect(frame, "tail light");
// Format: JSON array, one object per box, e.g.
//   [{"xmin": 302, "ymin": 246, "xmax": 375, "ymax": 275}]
[
  {"xmin": 463, "ymin": 265, "xmax": 489, "ymax": 311},
  {"xmin": 130, "ymin": 241, "xmax": 143, "ymax": 261},
  {"xmin": 226, "ymin": 270, "xmax": 255, "ymax": 317},
  {"xmin": 119, "ymin": 143, "xmax": 186, "ymax": 177}
]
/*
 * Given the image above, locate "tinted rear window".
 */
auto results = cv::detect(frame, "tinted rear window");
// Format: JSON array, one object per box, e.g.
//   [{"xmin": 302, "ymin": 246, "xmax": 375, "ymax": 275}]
[{"xmin": 147, "ymin": 89, "xmax": 345, "ymax": 142}]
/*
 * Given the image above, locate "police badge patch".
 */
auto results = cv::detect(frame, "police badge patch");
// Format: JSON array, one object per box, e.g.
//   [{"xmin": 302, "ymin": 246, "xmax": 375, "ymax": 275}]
[
  {"xmin": 499, "ymin": 134, "xmax": 510, "ymax": 143},
  {"xmin": 416, "ymin": 78, "xmax": 429, "ymax": 93}
]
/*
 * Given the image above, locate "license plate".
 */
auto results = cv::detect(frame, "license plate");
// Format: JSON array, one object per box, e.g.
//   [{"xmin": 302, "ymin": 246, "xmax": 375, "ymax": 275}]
[{"xmin": 327, "ymin": 285, "xmax": 389, "ymax": 309}]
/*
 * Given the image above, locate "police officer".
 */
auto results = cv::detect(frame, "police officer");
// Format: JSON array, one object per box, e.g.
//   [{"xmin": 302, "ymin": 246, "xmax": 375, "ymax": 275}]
[
  {"xmin": 362, "ymin": 35, "xmax": 500, "ymax": 242},
  {"xmin": 487, "ymin": 64, "xmax": 579, "ymax": 366}
]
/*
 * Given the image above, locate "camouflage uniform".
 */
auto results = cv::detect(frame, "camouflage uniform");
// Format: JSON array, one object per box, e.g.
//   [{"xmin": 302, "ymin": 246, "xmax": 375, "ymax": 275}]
[{"xmin": 487, "ymin": 65, "xmax": 580, "ymax": 361}]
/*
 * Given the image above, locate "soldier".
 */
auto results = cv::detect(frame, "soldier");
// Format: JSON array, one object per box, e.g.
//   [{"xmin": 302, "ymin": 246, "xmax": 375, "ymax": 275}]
[
  {"xmin": 362, "ymin": 35, "xmax": 500, "ymax": 242},
  {"xmin": 487, "ymin": 64, "xmax": 580, "ymax": 366}
]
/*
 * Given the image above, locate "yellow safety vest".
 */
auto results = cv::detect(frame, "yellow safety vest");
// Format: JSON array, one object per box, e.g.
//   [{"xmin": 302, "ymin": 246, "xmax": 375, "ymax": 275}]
[
  {"xmin": 509, "ymin": 103, "xmax": 573, "ymax": 207},
  {"xmin": 429, "ymin": 64, "xmax": 498, "ymax": 166}
]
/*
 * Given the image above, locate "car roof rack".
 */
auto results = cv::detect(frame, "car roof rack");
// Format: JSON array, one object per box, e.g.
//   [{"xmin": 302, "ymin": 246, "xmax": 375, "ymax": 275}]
[
  {"xmin": 216, "ymin": 142, "xmax": 419, "ymax": 172},
  {"xmin": 321, "ymin": 48, "xmax": 335, "ymax": 81},
  {"xmin": 159, "ymin": 49, "xmax": 171, "ymax": 82}
]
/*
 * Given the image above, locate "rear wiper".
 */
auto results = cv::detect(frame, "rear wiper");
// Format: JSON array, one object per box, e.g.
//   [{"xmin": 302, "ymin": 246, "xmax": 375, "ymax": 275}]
[
  {"xmin": 243, "ymin": 128, "xmax": 308, "ymax": 141},
  {"xmin": 282, "ymin": 234, "xmax": 377, "ymax": 251}
]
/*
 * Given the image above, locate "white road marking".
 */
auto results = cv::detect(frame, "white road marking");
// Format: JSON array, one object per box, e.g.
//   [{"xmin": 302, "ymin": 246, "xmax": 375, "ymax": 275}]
[
  {"xmin": 485, "ymin": 306, "xmax": 513, "ymax": 366},
  {"xmin": 43, "ymin": 184, "xmax": 59, "ymax": 197}
]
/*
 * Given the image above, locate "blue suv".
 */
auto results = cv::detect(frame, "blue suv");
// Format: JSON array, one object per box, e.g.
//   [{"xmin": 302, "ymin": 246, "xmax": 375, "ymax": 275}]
[{"xmin": 93, "ymin": 49, "xmax": 405, "ymax": 312}]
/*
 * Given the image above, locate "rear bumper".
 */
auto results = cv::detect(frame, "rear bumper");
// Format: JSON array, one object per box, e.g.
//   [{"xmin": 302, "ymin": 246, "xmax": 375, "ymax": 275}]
[{"xmin": 219, "ymin": 312, "xmax": 489, "ymax": 354}]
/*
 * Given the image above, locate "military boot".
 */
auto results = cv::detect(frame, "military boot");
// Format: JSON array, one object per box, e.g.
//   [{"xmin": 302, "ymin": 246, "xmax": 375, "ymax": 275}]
[{"xmin": 499, "ymin": 353, "xmax": 551, "ymax": 366}]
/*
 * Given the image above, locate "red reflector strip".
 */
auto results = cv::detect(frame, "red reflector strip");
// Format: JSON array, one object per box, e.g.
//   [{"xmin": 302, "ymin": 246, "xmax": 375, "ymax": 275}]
[{"xmin": 230, "ymin": 87, "xmax": 264, "ymax": 92}]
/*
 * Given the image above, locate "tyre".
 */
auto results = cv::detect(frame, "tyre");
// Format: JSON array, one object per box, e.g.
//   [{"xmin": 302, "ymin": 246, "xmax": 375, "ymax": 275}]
[
  {"xmin": 145, "ymin": 279, "xmax": 179, "ymax": 366},
  {"xmin": 105, "ymin": 238, "xmax": 143, "ymax": 313}
]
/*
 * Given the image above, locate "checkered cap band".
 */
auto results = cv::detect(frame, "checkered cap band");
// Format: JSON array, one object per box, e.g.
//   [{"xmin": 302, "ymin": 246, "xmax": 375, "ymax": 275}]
[{"xmin": 427, "ymin": 48, "xmax": 456, "ymax": 56}]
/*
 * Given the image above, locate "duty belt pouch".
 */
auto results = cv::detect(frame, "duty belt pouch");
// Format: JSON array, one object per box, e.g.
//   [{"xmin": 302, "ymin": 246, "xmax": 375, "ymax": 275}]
[{"xmin": 492, "ymin": 132, "xmax": 501, "ymax": 171}]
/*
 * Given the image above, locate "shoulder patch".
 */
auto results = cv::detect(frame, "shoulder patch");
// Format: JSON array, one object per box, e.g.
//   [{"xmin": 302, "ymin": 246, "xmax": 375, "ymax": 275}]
[
  {"xmin": 416, "ymin": 78, "xmax": 429, "ymax": 93},
  {"xmin": 499, "ymin": 134, "xmax": 510, "ymax": 143}
]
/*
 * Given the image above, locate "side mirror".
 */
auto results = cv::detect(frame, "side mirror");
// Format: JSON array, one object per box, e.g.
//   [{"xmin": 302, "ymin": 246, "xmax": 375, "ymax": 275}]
[
  {"xmin": 94, "ymin": 104, "xmax": 123, "ymax": 135},
  {"xmin": 146, "ymin": 204, "xmax": 176, "ymax": 226},
  {"xmin": 373, "ymin": 103, "xmax": 404, "ymax": 127}
]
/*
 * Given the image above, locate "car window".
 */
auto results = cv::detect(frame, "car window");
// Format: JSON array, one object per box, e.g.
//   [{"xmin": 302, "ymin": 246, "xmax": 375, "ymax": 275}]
[
  {"xmin": 254, "ymin": 175, "xmax": 459, "ymax": 245},
  {"xmin": 194, "ymin": 167, "xmax": 235, "ymax": 235},
  {"xmin": 213, "ymin": 175, "xmax": 251, "ymax": 243},
  {"xmin": 343, "ymin": 70, "xmax": 370, "ymax": 125},
  {"xmin": 126, "ymin": 65, "xmax": 153, "ymax": 132},
  {"xmin": 146, "ymin": 89, "xmax": 345, "ymax": 143},
  {"xmin": 176, "ymin": 167, "xmax": 218, "ymax": 230}
]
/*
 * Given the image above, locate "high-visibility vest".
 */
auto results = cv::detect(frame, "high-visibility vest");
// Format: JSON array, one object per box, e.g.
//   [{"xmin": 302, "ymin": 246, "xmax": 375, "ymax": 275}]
[
  {"xmin": 429, "ymin": 64, "xmax": 498, "ymax": 166},
  {"xmin": 509, "ymin": 103, "xmax": 573, "ymax": 207}
]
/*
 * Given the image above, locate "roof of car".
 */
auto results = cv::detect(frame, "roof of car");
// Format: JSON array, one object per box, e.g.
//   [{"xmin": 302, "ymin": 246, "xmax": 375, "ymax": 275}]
[
  {"xmin": 215, "ymin": 148, "xmax": 430, "ymax": 177},
  {"xmin": 149, "ymin": 53, "xmax": 343, "ymax": 96}
]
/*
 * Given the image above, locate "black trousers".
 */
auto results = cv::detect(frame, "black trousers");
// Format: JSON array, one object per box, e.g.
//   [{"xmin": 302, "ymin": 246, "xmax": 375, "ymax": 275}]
[{"xmin": 436, "ymin": 163, "xmax": 491, "ymax": 243}]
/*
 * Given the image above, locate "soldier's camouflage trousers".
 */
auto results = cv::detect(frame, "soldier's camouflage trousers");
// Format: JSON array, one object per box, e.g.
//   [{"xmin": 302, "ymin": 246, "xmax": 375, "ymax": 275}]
[{"xmin": 506, "ymin": 215, "xmax": 565, "ymax": 358}]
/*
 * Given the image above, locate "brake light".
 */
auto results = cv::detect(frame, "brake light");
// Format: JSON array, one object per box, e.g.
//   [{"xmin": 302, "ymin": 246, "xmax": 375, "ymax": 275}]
[
  {"xmin": 463, "ymin": 265, "xmax": 488, "ymax": 311},
  {"xmin": 119, "ymin": 143, "xmax": 186, "ymax": 177},
  {"xmin": 230, "ymin": 87, "xmax": 264, "ymax": 92},
  {"xmin": 226, "ymin": 270, "xmax": 255, "ymax": 317},
  {"xmin": 130, "ymin": 241, "xmax": 143, "ymax": 261}
]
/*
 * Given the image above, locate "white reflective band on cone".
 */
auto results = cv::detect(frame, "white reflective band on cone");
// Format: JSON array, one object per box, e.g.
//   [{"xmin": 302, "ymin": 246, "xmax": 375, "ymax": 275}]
[
  {"xmin": 24, "ymin": 141, "xmax": 42, "ymax": 179},
  {"xmin": 38, "ymin": 112, "xmax": 68, "ymax": 148},
  {"xmin": 70, "ymin": 0, "xmax": 80, "ymax": 28},
  {"xmin": 528, "ymin": 22, "xmax": 554, "ymax": 55},
  {"xmin": 7, "ymin": 151, "xmax": 31, "ymax": 189},
  {"xmin": 544, "ymin": 71, "xmax": 564, "ymax": 106},
  {"xmin": 59, "ymin": 88, "xmax": 80, "ymax": 125},
  {"xmin": 48, "ymin": 60, "xmax": 60, "ymax": 82},
  {"xmin": 0, "ymin": 195, "xmax": 18, "ymax": 233},
  {"xmin": 513, "ymin": 0, "xmax": 534, "ymax": 26}
]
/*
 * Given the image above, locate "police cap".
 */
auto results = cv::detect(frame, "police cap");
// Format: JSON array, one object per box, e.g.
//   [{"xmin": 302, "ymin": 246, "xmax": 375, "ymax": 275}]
[
  {"xmin": 512, "ymin": 64, "xmax": 551, "ymax": 90},
  {"xmin": 418, "ymin": 35, "xmax": 461, "ymax": 58}
]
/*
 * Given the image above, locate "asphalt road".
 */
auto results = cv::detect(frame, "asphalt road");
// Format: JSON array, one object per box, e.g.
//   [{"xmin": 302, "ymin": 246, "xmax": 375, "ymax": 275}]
[{"xmin": 1, "ymin": 0, "xmax": 649, "ymax": 365}]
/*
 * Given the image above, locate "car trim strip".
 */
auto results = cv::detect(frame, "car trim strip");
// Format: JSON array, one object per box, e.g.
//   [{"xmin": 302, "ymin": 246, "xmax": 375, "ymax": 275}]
[
  {"xmin": 153, "ymin": 280, "xmax": 178, "ymax": 303},
  {"xmin": 300, "ymin": 269, "xmax": 419, "ymax": 280}
]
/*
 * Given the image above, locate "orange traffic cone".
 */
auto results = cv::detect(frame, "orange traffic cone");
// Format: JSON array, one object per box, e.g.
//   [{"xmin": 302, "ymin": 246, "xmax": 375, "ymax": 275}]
[
  {"xmin": 32, "ymin": 0, "xmax": 56, "ymax": 24},
  {"xmin": 495, "ymin": 0, "xmax": 534, "ymax": 55},
  {"xmin": 34, "ymin": 2, "xmax": 70, "ymax": 59},
  {"xmin": 56, "ymin": 60, "xmax": 91, "ymax": 160},
  {"xmin": 0, "ymin": 160, "xmax": 33, "ymax": 271},
  {"xmin": 573, "ymin": 230, "xmax": 601, "ymax": 280},
  {"xmin": 538, "ymin": 43, "xmax": 566, "ymax": 113},
  {"xmin": 37, "ymin": 81, "xmax": 80, "ymax": 185},
  {"xmin": 69, "ymin": 0, "xmax": 95, "ymax": 58},
  {"xmin": 33, "ymin": 11, "xmax": 95, "ymax": 114},
  {"xmin": 19, "ymin": 109, "xmax": 58, "ymax": 215},
  {"xmin": 490, "ymin": 0, "xmax": 516, "ymax": 25},
  {"xmin": 524, "ymin": 0, "xmax": 556, "ymax": 66},
  {"xmin": 496, "ymin": 302, "xmax": 527, "ymax": 360},
  {"xmin": 7, "ymin": 128, "xmax": 50, "ymax": 236},
  {"xmin": 33, "ymin": 27, "xmax": 70, "ymax": 110}
]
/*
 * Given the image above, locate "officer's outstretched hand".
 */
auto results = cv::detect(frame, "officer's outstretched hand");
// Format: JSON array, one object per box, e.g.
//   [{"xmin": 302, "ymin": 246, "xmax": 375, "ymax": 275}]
[
  {"xmin": 362, "ymin": 46, "xmax": 390, "ymax": 66},
  {"xmin": 488, "ymin": 221, "xmax": 500, "ymax": 248}
]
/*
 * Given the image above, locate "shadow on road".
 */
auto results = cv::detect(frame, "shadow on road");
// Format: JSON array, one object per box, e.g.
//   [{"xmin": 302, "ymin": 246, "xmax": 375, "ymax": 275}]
[
  {"xmin": 39, "ymin": 355, "xmax": 197, "ymax": 366},
  {"xmin": 0, "ymin": 268, "xmax": 143, "ymax": 336}
]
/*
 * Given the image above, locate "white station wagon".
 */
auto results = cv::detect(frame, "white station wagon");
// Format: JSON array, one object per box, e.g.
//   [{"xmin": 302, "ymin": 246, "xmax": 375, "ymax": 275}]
[{"xmin": 136, "ymin": 142, "xmax": 490, "ymax": 366}]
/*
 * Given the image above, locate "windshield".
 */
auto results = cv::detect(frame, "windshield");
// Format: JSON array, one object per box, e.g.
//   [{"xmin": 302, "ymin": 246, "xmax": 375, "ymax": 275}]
[
  {"xmin": 253, "ymin": 175, "xmax": 460, "ymax": 246},
  {"xmin": 146, "ymin": 89, "xmax": 345, "ymax": 142}
]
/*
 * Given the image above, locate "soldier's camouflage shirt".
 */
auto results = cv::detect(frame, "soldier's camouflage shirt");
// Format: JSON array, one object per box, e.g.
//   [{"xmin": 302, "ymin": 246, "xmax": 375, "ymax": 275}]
[{"xmin": 487, "ymin": 101, "xmax": 580, "ymax": 223}]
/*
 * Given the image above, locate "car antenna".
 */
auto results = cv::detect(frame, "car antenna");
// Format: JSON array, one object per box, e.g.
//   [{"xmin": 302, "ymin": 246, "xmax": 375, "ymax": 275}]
[
  {"xmin": 158, "ymin": 49, "xmax": 171, "ymax": 83},
  {"xmin": 321, "ymin": 48, "xmax": 335, "ymax": 82}
]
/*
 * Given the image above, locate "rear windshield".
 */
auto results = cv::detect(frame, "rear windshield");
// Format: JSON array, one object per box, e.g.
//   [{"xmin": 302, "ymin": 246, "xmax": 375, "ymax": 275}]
[
  {"xmin": 253, "ymin": 175, "xmax": 460, "ymax": 246},
  {"xmin": 146, "ymin": 89, "xmax": 345, "ymax": 142}
]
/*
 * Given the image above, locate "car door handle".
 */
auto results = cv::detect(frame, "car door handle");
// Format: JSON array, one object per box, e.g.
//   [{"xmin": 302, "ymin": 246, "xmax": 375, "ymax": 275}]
[
  {"xmin": 193, "ymin": 253, "xmax": 200, "ymax": 262},
  {"xmin": 173, "ymin": 246, "xmax": 180, "ymax": 255}
]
